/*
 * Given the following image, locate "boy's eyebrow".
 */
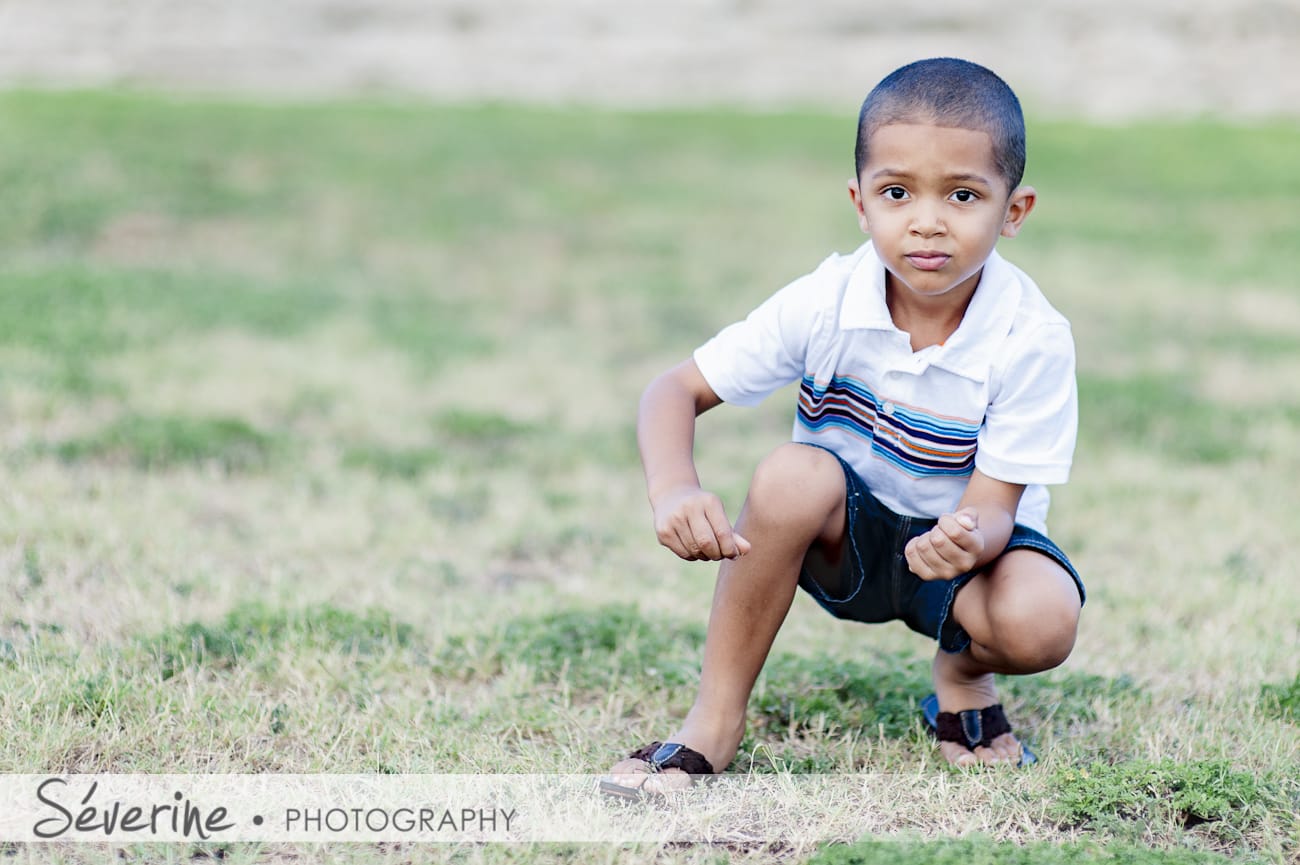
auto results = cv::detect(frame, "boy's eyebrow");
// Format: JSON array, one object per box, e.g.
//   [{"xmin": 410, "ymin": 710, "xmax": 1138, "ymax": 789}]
[
  {"xmin": 944, "ymin": 172, "xmax": 996, "ymax": 185},
  {"xmin": 869, "ymin": 168, "xmax": 996, "ymax": 186}
]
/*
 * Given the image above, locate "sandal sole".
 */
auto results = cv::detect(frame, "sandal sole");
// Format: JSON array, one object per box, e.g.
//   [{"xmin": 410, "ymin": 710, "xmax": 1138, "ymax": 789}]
[{"xmin": 598, "ymin": 778, "xmax": 648, "ymax": 800}]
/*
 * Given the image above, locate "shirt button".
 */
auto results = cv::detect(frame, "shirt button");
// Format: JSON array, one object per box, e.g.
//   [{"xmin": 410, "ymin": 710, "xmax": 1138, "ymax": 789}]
[{"xmin": 883, "ymin": 401, "xmax": 896, "ymax": 416}]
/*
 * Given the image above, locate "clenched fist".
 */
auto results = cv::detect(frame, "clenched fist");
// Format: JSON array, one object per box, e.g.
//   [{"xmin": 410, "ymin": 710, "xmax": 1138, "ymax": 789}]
[
  {"xmin": 652, "ymin": 486, "xmax": 752, "ymax": 561},
  {"xmin": 904, "ymin": 506, "xmax": 984, "ymax": 581}
]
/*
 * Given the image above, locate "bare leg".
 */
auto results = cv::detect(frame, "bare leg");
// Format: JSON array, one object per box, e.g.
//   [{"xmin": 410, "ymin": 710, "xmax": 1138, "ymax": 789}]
[
  {"xmin": 609, "ymin": 443, "xmax": 847, "ymax": 792},
  {"xmin": 932, "ymin": 549, "xmax": 1081, "ymax": 765}
]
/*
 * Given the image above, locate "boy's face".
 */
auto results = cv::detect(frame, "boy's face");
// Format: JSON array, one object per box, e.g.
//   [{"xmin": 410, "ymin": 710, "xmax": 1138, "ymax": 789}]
[{"xmin": 848, "ymin": 122, "xmax": 1035, "ymax": 306}]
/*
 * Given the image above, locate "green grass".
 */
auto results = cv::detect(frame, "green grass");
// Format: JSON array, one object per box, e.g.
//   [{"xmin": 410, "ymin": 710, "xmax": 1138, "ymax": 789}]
[
  {"xmin": 1050, "ymin": 760, "xmax": 1282, "ymax": 836},
  {"xmin": 342, "ymin": 442, "xmax": 444, "ymax": 479},
  {"xmin": 146, "ymin": 601, "xmax": 419, "ymax": 679},
  {"xmin": 749, "ymin": 651, "xmax": 931, "ymax": 740},
  {"xmin": 435, "ymin": 604, "xmax": 706, "ymax": 690},
  {"xmin": 1260, "ymin": 673, "xmax": 1300, "ymax": 723},
  {"xmin": 0, "ymin": 90, "xmax": 1297, "ymax": 864},
  {"xmin": 52, "ymin": 413, "xmax": 281, "ymax": 471}
]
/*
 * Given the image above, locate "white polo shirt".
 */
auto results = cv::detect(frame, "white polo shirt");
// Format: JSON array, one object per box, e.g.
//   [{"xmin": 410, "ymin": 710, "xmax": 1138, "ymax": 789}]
[{"xmin": 693, "ymin": 241, "xmax": 1077, "ymax": 534}]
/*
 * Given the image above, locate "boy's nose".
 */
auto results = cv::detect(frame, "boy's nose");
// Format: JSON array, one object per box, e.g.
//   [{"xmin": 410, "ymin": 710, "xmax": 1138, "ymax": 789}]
[{"xmin": 909, "ymin": 203, "xmax": 946, "ymax": 237}]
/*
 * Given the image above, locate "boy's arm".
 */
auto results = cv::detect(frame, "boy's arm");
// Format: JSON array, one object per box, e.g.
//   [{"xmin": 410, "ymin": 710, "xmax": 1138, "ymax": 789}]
[
  {"xmin": 903, "ymin": 470, "xmax": 1024, "ymax": 581},
  {"xmin": 639, "ymin": 358, "xmax": 752, "ymax": 561}
]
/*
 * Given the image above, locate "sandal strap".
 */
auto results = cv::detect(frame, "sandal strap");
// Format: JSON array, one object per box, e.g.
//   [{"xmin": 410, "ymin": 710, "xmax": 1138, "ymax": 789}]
[
  {"xmin": 627, "ymin": 741, "xmax": 715, "ymax": 776},
  {"xmin": 934, "ymin": 704, "xmax": 1013, "ymax": 751}
]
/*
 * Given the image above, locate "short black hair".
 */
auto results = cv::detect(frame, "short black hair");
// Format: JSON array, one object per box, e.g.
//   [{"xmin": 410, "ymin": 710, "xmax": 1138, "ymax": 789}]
[{"xmin": 854, "ymin": 58, "xmax": 1026, "ymax": 192}]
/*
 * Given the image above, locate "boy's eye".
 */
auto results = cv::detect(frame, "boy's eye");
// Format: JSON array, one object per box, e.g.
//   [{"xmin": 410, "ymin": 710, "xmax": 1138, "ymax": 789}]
[
  {"xmin": 883, "ymin": 186, "xmax": 908, "ymax": 201},
  {"xmin": 950, "ymin": 189, "xmax": 978, "ymax": 203}
]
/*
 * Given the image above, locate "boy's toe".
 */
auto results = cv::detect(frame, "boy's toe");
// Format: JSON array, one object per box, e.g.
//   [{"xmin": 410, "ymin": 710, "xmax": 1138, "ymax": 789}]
[
  {"xmin": 938, "ymin": 741, "xmax": 979, "ymax": 767},
  {"xmin": 602, "ymin": 759, "xmax": 694, "ymax": 798},
  {"xmin": 988, "ymin": 732, "xmax": 1022, "ymax": 763},
  {"xmin": 929, "ymin": 714, "xmax": 1027, "ymax": 766},
  {"xmin": 639, "ymin": 770, "xmax": 693, "ymax": 795},
  {"xmin": 973, "ymin": 745, "xmax": 1000, "ymax": 765},
  {"xmin": 605, "ymin": 757, "xmax": 651, "ymax": 794}
]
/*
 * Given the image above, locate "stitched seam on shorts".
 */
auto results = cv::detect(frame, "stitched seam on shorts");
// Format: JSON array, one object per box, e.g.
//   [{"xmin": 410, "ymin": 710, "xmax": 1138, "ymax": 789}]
[
  {"xmin": 797, "ymin": 444, "xmax": 869, "ymax": 607},
  {"xmin": 824, "ymin": 482, "xmax": 869, "ymax": 605},
  {"xmin": 893, "ymin": 516, "xmax": 912, "ymax": 616},
  {"xmin": 937, "ymin": 572, "xmax": 977, "ymax": 653}
]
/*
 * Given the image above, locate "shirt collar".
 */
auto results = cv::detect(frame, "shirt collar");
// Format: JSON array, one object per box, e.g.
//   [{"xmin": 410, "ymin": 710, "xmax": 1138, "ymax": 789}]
[
  {"xmin": 839, "ymin": 242, "xmax": 1022, "ymax": 382},
  {"xmin": 839, "ymin": 242, "xmax": 895, "ymax": 331}
]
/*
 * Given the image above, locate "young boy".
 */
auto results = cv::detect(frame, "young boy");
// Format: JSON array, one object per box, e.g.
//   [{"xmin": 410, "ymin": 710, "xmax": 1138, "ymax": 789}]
[{"xmin": 603, "ymin": 58, "xmax": 1084, "ymax": 794}]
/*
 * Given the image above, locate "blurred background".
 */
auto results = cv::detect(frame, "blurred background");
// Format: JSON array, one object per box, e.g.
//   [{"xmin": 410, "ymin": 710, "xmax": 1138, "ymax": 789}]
[{"xmin": 1, "ymin": 0, "xmax": 1298, "ymax": 118}]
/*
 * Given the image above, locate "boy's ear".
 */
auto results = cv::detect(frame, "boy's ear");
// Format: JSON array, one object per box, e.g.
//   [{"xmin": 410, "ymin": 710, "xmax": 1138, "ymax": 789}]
[
  {"xmin": 847, "ymin": 178, "xmax": 871, "ymax": 234},
  {"xmin": 1000, "ymin": 185, "xmax": 1037, "ymax": 238}
]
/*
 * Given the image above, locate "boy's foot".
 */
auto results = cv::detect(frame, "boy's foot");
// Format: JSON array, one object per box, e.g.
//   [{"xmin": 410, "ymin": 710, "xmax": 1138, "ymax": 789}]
[
  {"xmin": 920, "ymin": 694, "xmax": 1036, "ymax": 767},
  {"xmin": 930, "ymin": 650, "xmax": 1026, "ymax": 766},
  {"xmin": 601, "ymin": 723, "xmax": 738, "ymax": 798},
  {"xmin": 601, "ymin": 742, "xmax": 714, "ymax": 798}
]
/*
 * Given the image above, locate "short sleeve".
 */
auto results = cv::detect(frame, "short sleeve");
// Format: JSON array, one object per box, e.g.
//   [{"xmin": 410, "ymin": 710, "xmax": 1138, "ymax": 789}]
[
  {"xmin": 975, "ymin": 322, "xmax": 1078, "ymax": 485},
  {"xmin": 692, "ymin": 274, "xmax": 822, "ymax": 407}
]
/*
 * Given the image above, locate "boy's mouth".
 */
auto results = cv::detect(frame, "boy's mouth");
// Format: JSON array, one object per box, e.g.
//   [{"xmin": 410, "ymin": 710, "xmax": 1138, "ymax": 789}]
[{"xmin": 905, "ymin": 252, "xmax": 951, "ymax": 271}]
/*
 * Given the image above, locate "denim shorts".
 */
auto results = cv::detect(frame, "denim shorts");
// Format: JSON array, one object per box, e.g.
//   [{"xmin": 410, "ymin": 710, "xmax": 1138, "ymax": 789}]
[{"xmin": 796, "ymin": 445, "xmax": 1085, "ymax": 654}]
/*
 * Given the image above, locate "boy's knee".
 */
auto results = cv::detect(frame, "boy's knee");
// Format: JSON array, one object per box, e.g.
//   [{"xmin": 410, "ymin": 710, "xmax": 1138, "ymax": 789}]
[
  {"xmin": 747, "ymin": 444, "xmax": 844, "ymax": 526},
  {"xmin": 750, "ymin": 444, "xmax": 842, "ymax": 501},
  {"xmin": 988, "ymin": 592, "xmax": 1079, "ymax": 672}
]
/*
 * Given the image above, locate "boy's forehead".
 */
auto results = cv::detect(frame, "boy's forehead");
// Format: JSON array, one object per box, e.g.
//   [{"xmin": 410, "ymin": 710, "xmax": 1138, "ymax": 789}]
[
  {"xmin": 865, "ymin": 118, "xmax": 996, "ymax": 151},
  {"xmin": 863, "ymin": 104, "xmax": 996, "ymax": 142},
  {"xmin": 868, "ymin": 119, "xmax": 998, "ymax": 155},
  {"xmin": 862, "ymin": 122, "xmax": 1001, "ymax": 178}
]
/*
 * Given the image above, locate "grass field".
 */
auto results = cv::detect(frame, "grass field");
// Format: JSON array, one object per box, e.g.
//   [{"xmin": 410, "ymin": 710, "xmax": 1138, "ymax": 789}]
[{"xmin": 0, "ymin": 90, "xmax": 1297, "ymax": 863}]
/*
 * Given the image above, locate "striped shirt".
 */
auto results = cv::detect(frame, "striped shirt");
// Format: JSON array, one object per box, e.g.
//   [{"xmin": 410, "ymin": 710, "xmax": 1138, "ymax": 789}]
[{"xmin": 693, "ymin": 241, "xmax": 1077, "ymax": 533}]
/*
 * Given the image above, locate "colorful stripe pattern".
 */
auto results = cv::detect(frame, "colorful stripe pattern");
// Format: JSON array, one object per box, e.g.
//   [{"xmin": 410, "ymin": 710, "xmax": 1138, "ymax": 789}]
[{"xmin": 797, "ymin": 374, "xmax": 980, "ymax": 478}]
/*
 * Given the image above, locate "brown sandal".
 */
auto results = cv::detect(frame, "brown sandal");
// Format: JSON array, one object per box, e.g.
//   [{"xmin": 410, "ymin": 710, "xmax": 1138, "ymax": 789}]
[
  {"xmin": 920, "ymin": 693, "xmax": 1037, "ymax": 766},
  {"xmin": 598, "ymin": 741, "xmax": 716, "ymax": 799}
]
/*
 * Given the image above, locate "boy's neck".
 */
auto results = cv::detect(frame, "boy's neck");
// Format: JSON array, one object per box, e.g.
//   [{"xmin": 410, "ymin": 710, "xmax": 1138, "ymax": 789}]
[{"xmin": 885, "ymin": 269, "xmax": 983, "ymax": 353}]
